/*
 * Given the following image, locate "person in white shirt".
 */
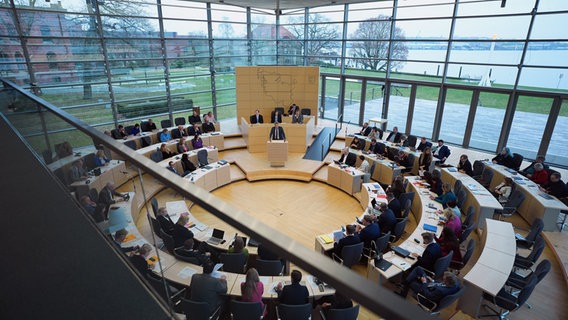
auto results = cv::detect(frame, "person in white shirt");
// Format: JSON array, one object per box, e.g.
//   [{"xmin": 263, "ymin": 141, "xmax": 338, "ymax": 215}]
[{"xmin": 357, "ymin": 155, "xmax": 370, "ymax": 174}]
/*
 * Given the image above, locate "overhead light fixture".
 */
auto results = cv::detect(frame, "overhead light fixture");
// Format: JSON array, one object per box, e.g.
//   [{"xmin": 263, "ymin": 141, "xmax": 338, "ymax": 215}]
[{"xmin": 501, "ymin": 0, "xmax": 506, "ymax": 8}]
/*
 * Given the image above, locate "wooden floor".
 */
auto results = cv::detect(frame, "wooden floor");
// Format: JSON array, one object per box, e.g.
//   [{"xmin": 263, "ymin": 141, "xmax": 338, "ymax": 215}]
[{"xmin": 125, "ymin": 119, "xmax": 568, "ymax": 319}]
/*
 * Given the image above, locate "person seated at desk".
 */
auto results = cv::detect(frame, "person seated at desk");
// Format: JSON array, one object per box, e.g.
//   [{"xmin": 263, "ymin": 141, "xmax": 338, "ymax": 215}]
[
  {"xmin": 177, "ymin": 125, "xmax": 189, "ymax": 137},
  {"xmin": 439, "ymin": 207, "xmax": 462, "ymax": 239},
  {"xmin": 228, "ymin": 236, "xmax": 249, "ymax": 261},
  {"xmin": 292, "ymin": 109, "xmax": 304, "ymax": 124},
  {"xmin": 377, "ymin": 202, "xmax": 397, "ymax": 236},
  {"xmin": 55, "ymin": 141, "xmax": 74, "ymax": 159},
  {"xmin": 181, "ymin": 153, "xmax": 197, "ymax": 176},
  {"xmin": 492, "ymin": 147, "xmax": 515, "ymax": 169},
  {"xmin": 80, "ymin": 195, "xmax": 97, "ymax": 218},
  {"xmin": 338, "ymin": 147, "xmax": 349, "ymax": 163},
  {"xmin": 130, "ymin": 123, "xmax": 141, "ymax": 136},
  {"xmin": 250, "ymin": 109, "xmax": 264, "ymax": 124},
  {"xmin": 350, "ymin": 136, "xmax": 364, "ymax": 150},
  {"xmin": 115, "ymin": 125, "xmax": 128, "ymax": 139},
  {"xmin": 114, "ymin": 229, "xmax": 139, "ymax": 254},
  {"xmin": 387, "ymin": 192, "xmax": 403, "ymax": 219},
  {"xmin": 166, "ymin": 161, "xmax": 180, "ymax": 176},
  {"xmin": 385, "ymin": 126, "xmax": 402, "ymax": 143},
  {"xmin": 288, "ymin": 103, "xmax": 299, "ymax": 116},
  {"xmin": 399, "ymin": 135, "xmax": 411, "ymax": 147},
  {"xmin": 94, "ymin": 149, "xmax": 110, "ymax": 167},
  {"xmin": 314, "ymin": 292, "xmax": 353, "ymax": 320},
  {"xmin": 177, "ymin": 137, "xmax": 189, "ymax": 153},
  {"xmin": 188, "ymin": 123, "xmax": 202, "ymax": 136},
  {"xmin": 202, "ymin": 117, "xmax": 216, "ymax": 133},
  {"xmin": 430, "ymin": 182, "xmax": 456, "ymax": 208},
  {"xmin": 368, "ymin": 139, "xmax": 387, "ymax": 157},
  {"xmin": 146, "ymin": 118, "xmax": 158, "ymax": 131},
  {"xmin": 457, "ymin": 154, "xmax": 473, "ymax": 176},
  {"xmin": 435, "ymin": 227, "xmax": 462, "ymax": 264},
  {"xmin": 269, "ymin": 122, "xmax": 286, "ymax": 141},
  {"xmin": 173, "ymin": 214, "xmax": 194, "ymax": 248},
  {"xmin": 189, "ymin": 109, "xmax": 202, "ymax": 124},
  {"xmin": 159, "ymin": 128, "xmax": 171, "ymax": 142},
  {"xmin": 411, "ymin": 232, "xmax": 442, "ymax": 272},
  {"xmin": 192, "ymin": 134, "xmax": 204, "ymax": 149},
  {"xmin": 416, "ymin": 137, "xmax": 432, "ymax": 152},
  {"xmin": 396, "ymin": 267, "xmax": 460, "ymax": 301},
  {"xmin": 70, "ymin": 159, "xmax": 88, "ymax": 182},
  {"xmin": 206, "ymin": 111, "xmax": 216, "ymax": 124},
  {"xmin": 368, "ymin": 126, "xmax": 382, "ymax": 141},
  {"xmin": 157, "ymin": 207, "xmax": 175, "ymax": 235},
  {"xmin": 395, "ymin": 150, "xmax": 410, "ymax": 167},
  {"xmin": 356, "ymin": 214, "xmax": 380, "ymax": 248},
  {"xmin": 333, "ymin": 224, "xmax": 361, "ymax": 258},
  {"xmin": 359, "ymin": 122, "xmax": 372, "ymax": 136},
  {"xmin": 419, "ymin": 147, "xmax": 433, "ymax": 174},
  {"xmin": 241, "ymin": 268, "xmax": 265, "ymax": 315},
  {"xmin": 160, "ymin": 143, "xmax": 176, "ymax": 159},
  {"xmin": 129, "ymin": 243, "xmax": 154, "ymax": 277},
  {"xmin": 357, "ymin": 155, "xmax": 370, "ymax": 174},
  {"xmin": 272, "ymin": 110, "xmax": 283, "ymax": 123},
  {"xmin": 493, "ymin": 177, "xmax": 513, "ymax": 204},
  {"xmin": 276, "ymin": 270, "xmax": 309, "ymax": 305},
  {"xmin": 521, "ymin": 155, "xmax": 547, "ymax": 177},
  {"xmin": 424, "ymin": 170, "xmax": 443, "ymax": 195},
  {"xmin": 530, "ymin": 163, "xmax": 549, "ymax": 187},
  {"xmin": 432, "ymin": 139, "xmax": 450, "ymax": 164},
  {"xmin": 189, "ymin": 260, "xmax": 228, "ymax": 316},
  {"xmin": 541, "ymin": 172, "xmax": 568, "ymax": 199},
  {"xmin": 445, "ymin": 199, "xmax": 461, "ymax": 219},
  {"xmin": 175, "ymin": 238, "xmax": 211, "ymax": 266},
  {"xmin": 386, "ymin": 176, "xmax": 405, "ymax": 200},
  {"xmin": 98, "ymin": 183, "xmax": 127, "ymax": 220}
]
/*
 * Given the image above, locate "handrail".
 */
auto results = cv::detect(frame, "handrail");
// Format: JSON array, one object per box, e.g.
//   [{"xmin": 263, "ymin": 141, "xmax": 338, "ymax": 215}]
[{"xmin": 0, "ymin": 78, "xmax": 434, "ymax": 320}]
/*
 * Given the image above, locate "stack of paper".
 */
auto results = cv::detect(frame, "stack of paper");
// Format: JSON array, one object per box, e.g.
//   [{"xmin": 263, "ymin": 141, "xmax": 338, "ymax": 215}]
[
  {"xmin": 391, "ymin": 256, "xmax": 411, "ymax": 271},
  {"xmin": 177, "ymin": 267, "xmax": 198, "ymax": 279},
  {"xmin": 319, "ymin": 234, "xmax": 334, "ymax": 244}
]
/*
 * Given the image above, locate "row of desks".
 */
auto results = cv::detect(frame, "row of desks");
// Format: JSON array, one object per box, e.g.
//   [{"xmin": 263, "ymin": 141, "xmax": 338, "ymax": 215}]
[
  {"xmin": 135, "ymin": 133, "xmax": 225, "ymax": 159},
  {"xmin": 69, "ymin": 160, "xmax": 129, "ymax": 199}
]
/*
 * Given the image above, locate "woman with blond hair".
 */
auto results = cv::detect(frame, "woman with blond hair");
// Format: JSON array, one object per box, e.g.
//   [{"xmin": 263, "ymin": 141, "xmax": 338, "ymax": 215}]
[{"xmin": 240, "ymin": 268, "xmax": 264, "ymax": 312}]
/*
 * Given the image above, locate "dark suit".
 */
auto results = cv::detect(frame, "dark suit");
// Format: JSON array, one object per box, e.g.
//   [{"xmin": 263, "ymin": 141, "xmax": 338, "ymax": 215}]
[
  {"xmin": 417, "ymin": 242, "xmax": 442, "ymax": 271},
  {"xmin": 166, "ymin": 166, "xmax": 180, "ymax": 175},
  {"xmin": 360, "ymin": 126, "xmax": 372, "ymax": 136},
  {"xmin": 250, "ymin": 114, "xmax": 264, "ymax": 124},
  {"xmin": 188, "ymin": 127, "xmax": 202, "ymax": 136},
  {"xmin": 278, "ymin": 283, "xmax": 309, "ymax": 305},
  {"xmin": 378, "ymin": 209, "xmax": 397, "ymax": 236},
  {"xmin": 359, "ymin": 223, "xmax": 380, "ymax": 248},
  {"xmin": 174, "ymin": 247, "xmax": 209, "ymax": 265},
  {"xmin": 269, "ymin": 126, "xmax": 286, "ymax": 140},
  {"xmin": 190, "ymin": 273, "xmax": 228, "ymax": 315},
  {"xmin": 173, "ymin": 224, "xmax": 194, "ymax": 248},
  {"xmin": 98, "ymin": 186, "xmax": 122, "ymax": 218},
  {"xmin": 202, "ymin": 122, "xmax": 215, "ymax": 133},
  {"xmin": 388, "ymin": 198, "xmax": 403, "ymax": 219},
  {"xmin": 333, "ymin": 234, "xmax": 361, "ymax": 257},
  {"xmin": 188, "ymin": 115, "xmax": 202, "ymax": 124},
  {"xmin": 129, "ymin": 254, "xmax": 149, "ymax": 278},
  {"xmin": 458, "ymin": 159, "xmax": 473, "ymax": 176},
  {"xmin": 416, "ymin": 141, "xmax": 432, "ymax": 152},
  {"xmin": 271, "ymin": 112, "xmax": 283, "ymax": 123},
  {"xmin": 406, "ymin": 267, "xmax": 459, "ymax": 303},
  {"xmin": 433, "ymin": 145, "xmax": 451, "ymax": 163},
  {"xmin": 158, "ymin": 215, "xmax": 175, "ymax": 235},
  {"xmin": 386, "ymin": 131, "xmax": 402, "ymax": 143},
  {"xmin": 369, "ymin": 142, "xmax": 387, "ymax": 156}
]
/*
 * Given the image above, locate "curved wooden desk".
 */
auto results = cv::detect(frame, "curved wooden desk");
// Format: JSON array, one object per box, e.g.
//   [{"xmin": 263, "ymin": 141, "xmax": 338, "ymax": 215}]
[
  {"xmin": 69, "ymin": 160, "xmax": 128, "ymax": 198},
  {"xmin": 135, "ymin": 133, "xmax": 224, "ymax": 159},
  {"xmin": 240, "ymin": 116, "xmax": 314, "ymax": 153},
  {"xmin": 326, "ymin": 163, "xmax": 365, "ymax": 195},
  {"xmin": 349, "ymin": 149, "xmax": 405, "ymax": 185}
]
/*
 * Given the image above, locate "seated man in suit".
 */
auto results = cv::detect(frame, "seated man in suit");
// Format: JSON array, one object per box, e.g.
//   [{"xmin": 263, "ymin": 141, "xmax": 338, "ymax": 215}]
[
  {"xmin": 157, "ymin": 207, "xmax": 175, "ymax": 234},
  {"xmin": 386, "ymin": 126, "xmax": 402, "ymax": 143},
  {"xmin": 269, "ymin": 122, "xmax": 286, "ymax": 141},
  {"xmin": 416, "ymin": 137, "xmax": 432, "ymax": 152},
  {"xmin": 291, "ymin": 109, "xmax": 304, "ymax": 124},
  {"xmin": 114, "ymin": 229, "xmax": 139, "ymax": 254},
  {"xmin": 202, "ymin": 117, "xmax": 216, "ymax": 133},
  {"xmin": 377, "ymin": 202, "xmax": 396, "ymax": 236},
  {"xmin": 432, "ymin": 139, "xmax": 450, "ymax": 163},
  {"xmin": 250, "ymin": 109, "xmax": 264, "ymax": 124},
  {"xmin": 188, "ymin": 109, "xmax": 202, "ymax": 124},
  {"xmin": 129, "ymin": 243, "xmax": 154, "ymax": 277},
  {"xmin": 271, "ymin": 110, "xmax": 283, "ymax": 123},
  {"xmin": 411, "ymin": 232, "xmax": 442, "ymax": 272},
  {"xmin": 521, "ymin": 155, "xmax": 548, "ymax": 177},
  {"xmin": 359, "ymin": 122, "xmax": 372, "ymax": 136},
  {"xmin": 69, "ymin": 159, "xmax": 88, "ymax": 182},
  {"xmin": 98, "ymin": 182, "xmax": 126, "ymax": 219},
  {"xmin": 146, "ymin": 118, "xmax": 157, "ymax": 131},
  {"xmin": 356, "ymin": 214, "xmax": 380, "ymax": 248},
  {"xmin": 333, "ymin": 224, "xmax": 361, "ymax": 258},
  {"xmin": 338, "ymin": 147, "xmax": 349, "ymax": 163},
  {"xmin": 189, "ymin": 260, "xmax": 228, "ymax": 315},
  {"xmin": 188, "ymin": 123, "xmax": 202, "ymax": 136},
  {"xmin": 396, "ymin": 268, "xmax": 460, "ymax": 300},
  {"xmin": 387, "ymin": 192, "xmax": 403, "ymax": 219},
  {"xmin": 166, "ymin": 161, "xmax": 180, "ymax": 176},
  {"xmin": 177, "ymin": 125, "xmax": 188, "ymax": 137},
  {"xmin": 368, "ymin": 138, "xmax": 387, "ymax": 157},
  {"xmin": 540, "ymin": 172, "xmax": 568, "ymax": 199},
  {"xmin": 173, "ymin": 214, "xmax": 194, "ymax": 248},
  {"xmin": 276, "ymin": 270, "xmax": 309, "ymax": 305},
  {"xmin": 175, "ymin": 238, "xmax": 211, "ymax": 266}
]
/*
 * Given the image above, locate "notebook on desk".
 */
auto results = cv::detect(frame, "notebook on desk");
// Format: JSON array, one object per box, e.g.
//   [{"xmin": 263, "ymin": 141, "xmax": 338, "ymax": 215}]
[
  {"xmin": 423, "ymin": 223, "xmax": 437, "ymax": 232},
  {"xmin": 374, "ymin": 258, "xmax": 392, "ymax": 271}
]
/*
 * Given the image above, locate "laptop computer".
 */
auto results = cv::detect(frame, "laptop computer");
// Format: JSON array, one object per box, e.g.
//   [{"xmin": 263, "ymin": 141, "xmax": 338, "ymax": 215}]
[
  {"xmin": 333, "ymin": 160, "xmax": 341, "ymax": 165},
  {"xmin": 207, "ymin": 228, "xmax": 225, "ymax": 245}
]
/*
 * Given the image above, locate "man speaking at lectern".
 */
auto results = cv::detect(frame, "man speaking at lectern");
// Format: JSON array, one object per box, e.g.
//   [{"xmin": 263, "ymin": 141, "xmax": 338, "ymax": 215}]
[{"xmin": 269, "ymin": 122, "xmax": 286, "ymax": 141}]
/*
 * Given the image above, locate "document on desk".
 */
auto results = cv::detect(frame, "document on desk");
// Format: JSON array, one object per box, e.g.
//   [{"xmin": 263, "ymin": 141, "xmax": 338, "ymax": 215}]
[
  {"xmin": 319, "ymin": 234, "xmax": 334, "ymax": 244},
  {"xmin": 177, "ymin": 266, "xmax": 198, "ymax": 279},
  {"xmin": 391, "ymin": 256, "xmax": 411, "ymax": 271}
]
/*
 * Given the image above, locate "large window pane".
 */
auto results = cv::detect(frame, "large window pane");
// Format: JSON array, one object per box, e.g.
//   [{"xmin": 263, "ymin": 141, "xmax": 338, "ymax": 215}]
[
  {"xmin": 386, "ymin": 82, "xmax": 410, "ymax": 131},
  {"xmin": 470, "ymin": 91, "xmax": 509, "ymax": 151},
  {"xmin": 397, "ymin": 0, "xmax": 455, "ymax": 19},
  {"xmin": 445, "ymin": 63, "xmax": 518, "ymax": 88},
  {"xmin": 410, "ymin": 85, "xmax": 439, "ymax": 138},
  {"xmin": 453, "ymin": 16, "xmax": 530, "ymax": 39},
  {"xmin": 548, "ymin": 100, "xmax": 568, "ymax": 166},
  {"xmin": 363, "ymin": 80, "xmax": 386, "ymax": 122},
  {"xmin": 440, "ymin": 88, "xmax": 472, "ymax": 144},
  {"xmin": 322, "ymin": 77, "xmax": 341, "ymax": 120},
  {"xmin": 449, "ymin": 41, "xmax": 524, "ymax": 65},
  {"xmin": 524, "ymin": 42, "xmax": 568, "ymax": 68},
  {"xmin": 507, "ymin": 95, "xmax": 553, "ymax": 158},
  {"xmin": 519, "ymin": 67, "xmax": 568, "ymax": 91},
  {"xmin": 343, "ymin": 78, "xmax": 363, "ymax": 124}
]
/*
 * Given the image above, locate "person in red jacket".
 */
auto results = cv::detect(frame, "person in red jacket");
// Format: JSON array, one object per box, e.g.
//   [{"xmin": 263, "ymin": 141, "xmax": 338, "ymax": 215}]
[{"xmin": 531, "ymin": 163, "xmax": 549, "ymax": 186}]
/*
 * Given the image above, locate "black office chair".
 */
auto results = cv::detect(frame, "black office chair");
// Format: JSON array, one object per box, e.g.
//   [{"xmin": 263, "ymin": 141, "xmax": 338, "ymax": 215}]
[
  {"xmin": 406, "ymin": 135, "xmax": 418, "ymax": 149},
  {"xmin": 124, "ymin": 140, "xmax": 137, "ymax": 150},
  {"xmin": 161, "ymin": 119, "xmax": 172, "ymax": 128},
  {"xmin": 453, "ymin": 179, "xmax": 463, "ymax": 196},
  {"xmin": 160, "ymin": 229, "xmax": 176, "ymax": 254},
  {"xmin": 124, "ymin": 125, "xmax": 134, "ymax": 135},
  {"xmin": 494, "ymin": 189, "xmax": 525, "ymax": 220},
  {"xmin": 387, "ymin": 147, "xmax": 398, "ymax": 161},
  {"xmin": 277, "ymin": 303, "xmax": 311, "ymax": 320},
  {"xmin": 480, "ymin": 276, "xmax": 538, "ymax": 319},
  {"xmin": 141, "ymin": 135, "xmax": 152, "ymax": 147},
  {"xmin": 148, "ymin": 214, "xmax": 164, "ymax": 241},
  {"xmin": 398, "ymin": 198, "xmax": 411, "ymax": 222},
  {"xmin": 472, "ymin": 160, "xmax": 485, "ymax": 177},
  {"xmin": 513, "ymin": 235, "xmax": 545, "ymax": 272},
  {"xmin": 140, "ymin": 121, "xmax": 151, "ymax": 132},
  {"xmin": 320, "ymin": 305, "xmax": 359, "ymax": 320},
  {"xmin": 398, "ymin": 192, "xmax": 415, "ymax": 208},
  {"xmin": 174, "ymin": 251, "xmax": 201, "ymax": 266},
  {"xmin": 402, "ymin": 153, "xmax": 415, "ymax": 174},
  {"xmin": 418, "ymin": 285, "xmax": 466, "ymax": 315},
  {"xmin": 511, "ymin": 153, "xmax": 524, "ymax": 171},
  {"xmin": 390, "ymin": 217, "xmax": 408, "ymax": 243},
  {"xmin": 462, "ymin": 205, "xmax": 475, "ymax": 230},
  {"xmin": 332, "ymin": 242, "xmax": 364, "ymax": 268},
  {"xmin": 181, "ymin": 298, "xmax": 221, "ymax": 320},
  {"xmin": 150, "ymin": 151, "xmax": 163, "ymax": 163},
  {"xmin": 110, "ymin": 129, "xmax": 121, "ymax": 139},
  {"xmin": 506, "ymin": 259, "xmax": 551, "ymax": 309},
  {"xmin": 516, "ymin": 218, "xmax": 544, "ymax": 250},
  {"xmin": 220, "ymin": 253, "xmax": 247, "ymax": 274},
  {"xmin": 476, "ymin": 167, "xmax": 494, "ymax": 189},
  {"xmin": 230, "ymin": 300, "xmax": 263, "ymax": 320},
  {"xmin": 171, "ymin": 128, "xmax": 181, "ymax": 139},
  {"xmin": 345, "ymin": 152, "xmax": 357, "ymax": 167},
  {"xmin": 256, "ymin": 259, "xmax": 284, "ymax": 276},
  {"xmin": 450, "ymin": 238, "xmax": 475, "ymax": 274},
  {"xmin": 300, "ymin": 108, "xmax": 311, "ymax": 115},
  {"xmin": 197, "ymin": 149, "xmax": 209, "ymax": 167},
  {"xmin": 456, "ymin": 189, "xmax": 467, "ymax": 209},
  {"xmin": 88, "ymin": 188, "xmax": 99, "ymax": 203},
  {"xmin": 424, "ymin": 251, "xmax": 453, "ymax": 280},
  {"xmin": 274, "ymin": 107, "xmax": 285, "ymax": 114},
  {"xmin": 363, "ymin": 231, "xmax": 390, "ymax": 260},
  {"xmin": 151, "ymin": 197, "xmax": 159, "ymax": 217},
  {"xmin": 174, "ymin": 117, "xmax": 186, "ymax": 126},
  {"xmin": 460, "ymin": 224, "xmax": 474, "ymax": 245}
]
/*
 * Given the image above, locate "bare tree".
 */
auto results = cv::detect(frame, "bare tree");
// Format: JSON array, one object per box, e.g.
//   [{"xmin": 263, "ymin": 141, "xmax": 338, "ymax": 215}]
[
  {"xmin": 287, "ymin": 14, "xmax": 340, "ymax": 64},
  {"xmin": 350, "ymin": 15, "xmax": 408, "ymax": 71}
]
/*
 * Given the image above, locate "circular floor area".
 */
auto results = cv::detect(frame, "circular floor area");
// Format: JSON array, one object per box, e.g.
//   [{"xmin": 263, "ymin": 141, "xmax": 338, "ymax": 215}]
[{"xmin": 189, "ymin": 179, "xmax": 363, "ymax": 250}]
